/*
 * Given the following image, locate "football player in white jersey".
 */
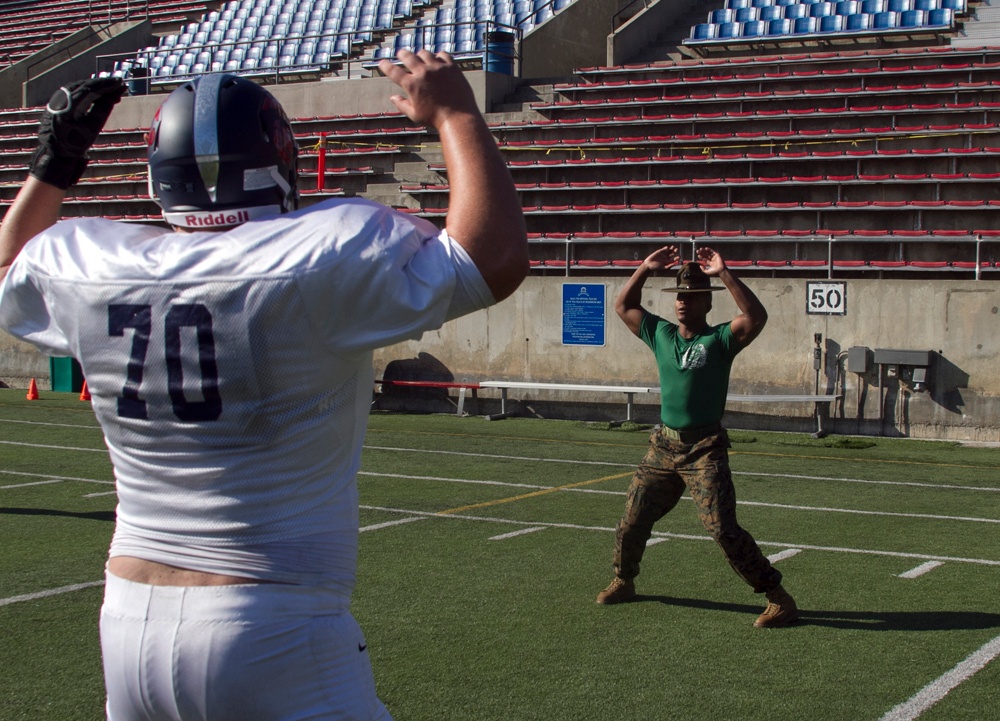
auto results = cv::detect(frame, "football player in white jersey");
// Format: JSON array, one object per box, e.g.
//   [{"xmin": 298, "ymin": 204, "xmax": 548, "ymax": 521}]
[{"xmin": 0, "ymin": 50, "xmax": 527, "ymax": 721}]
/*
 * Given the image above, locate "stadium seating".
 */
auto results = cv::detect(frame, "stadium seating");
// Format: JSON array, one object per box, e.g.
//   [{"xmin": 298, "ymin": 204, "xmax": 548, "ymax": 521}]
[
  {"xmin": 0, "ymin": 0, "xmax": 210, "ymax": 67},
  {"xmin": 686, "ymin": 0, "xmax": 963, "ymax": 45},
  {"xmin": 0, "ymin": 2, "xmax": 993, "ymax": 276},
  {"xmin": 115, "ymin": 0, "xmax": 578, "ymax": 84}
]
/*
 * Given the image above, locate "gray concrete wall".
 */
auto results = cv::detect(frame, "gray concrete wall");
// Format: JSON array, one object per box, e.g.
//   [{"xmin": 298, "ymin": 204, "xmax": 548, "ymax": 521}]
[
  {"xmin": 2, "ymin": 274, "xmax": 997, "ymax": 439},
  {"xmin": 103, "ymin": 68, "xmax": 514, "ymax": 130},
  {"xmin": 0, "ymin": 20, "xmax": 155, "ymax": 109},
  {"xmin": 608, "ymin": 0, "xmax": 696, "ymax": 66},
  {"xmin": 369, "ymin": 275, "xmax": 1000, "ymax": 441},
  {"xmin": 520, "ymin": 0, "xmax": 628, "ymax": 78}
]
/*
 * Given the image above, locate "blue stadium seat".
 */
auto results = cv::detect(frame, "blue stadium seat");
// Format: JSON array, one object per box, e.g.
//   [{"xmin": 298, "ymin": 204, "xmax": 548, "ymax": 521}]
[
  {"xmin": 742, "ymin": 19, "xmax": 766, "ymax": 35},
  {"xmin": 717, "ymin": 21, "xmax": 741, "ymax": 37},
  {"xmin": 711, "ymin": 9, "xmax": 735, "ymax": 23},
  {"xmin": 845, "ymin": 12, "xmax": 871, "ymax": 29},
  {"xmin": 726, "ymin": 0, "xmax": 752, "ymax": 8},
  {"xmin": 820, "ymin": 13, "xmax": 845, "ymax": 29},
  {"xmin": 861, "ymin": 0, "xmax": 887, "ymax": 11},
  {"xmin": 888, "ymin": 0, "xmax": 912, "ymax": 12},
  {"xmin": 872, "ymin": 10, "xmax": 898, "ymax": 26},
  {"xmin": 810, "ymin": 1, "xmax": 835, "ymax": 16},
  {"xmin": 735, "ymin": 7, "xmax": 758, "ymax": 21},
  {"xmin": 940, "ymin": 0, "xmax": 964, "ymax": 11},
  {"xmin": 783, "ymin": 4, "xmax": 808, "ymax": 19},
  {"xmin": 793, "ymin": 15, "xmax": 818, "ymax": 31},
  {"xmin": 690, "ymin": 23, "xmax": 717, "ymax": 40},
  {"xmin": 768, "ymin": 17, "xmax": 792, "ymax": 33},
  {"xmin": 759, "ymin": 6, "xmax": 782, "ymax": 20},
  {"xmin": 775, "ymin": 0, "xmax": 796, "ymax": 5},
  {"xmin": 914, "ymin": 0, "xmax": 938, "ymax": 9},
  {"xmin": 899, "ymin": 8, "xmax": 924, "ymax": 24},
  {"xmin": 835, "ymin": 0, "xmax": 859, "ymax": 14},
  {"xmin": 927, "ymin": 6, "xmax": 952, "ymax": 23},
  {"xmin": 751, "ymin": 0, "xmax": 774, "ymax": 6}
]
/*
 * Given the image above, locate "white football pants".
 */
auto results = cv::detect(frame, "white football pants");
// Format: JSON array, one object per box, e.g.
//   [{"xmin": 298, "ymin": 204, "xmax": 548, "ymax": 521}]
[{"xmin": 100, "ymin": 571, "xmax": 392, "ymax": 721}]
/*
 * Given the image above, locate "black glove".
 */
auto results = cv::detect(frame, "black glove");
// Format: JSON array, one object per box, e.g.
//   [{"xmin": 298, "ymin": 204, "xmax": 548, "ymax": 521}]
[{"xmin": 29, "ymin": 77, "xmax": 127, "ymax": 189}]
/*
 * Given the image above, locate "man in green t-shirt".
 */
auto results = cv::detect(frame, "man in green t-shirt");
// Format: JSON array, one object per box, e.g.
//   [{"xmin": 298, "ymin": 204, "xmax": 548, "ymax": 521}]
[{"xmin": 595, "ymin": 245, "xmax": 797, "ymax": 629}]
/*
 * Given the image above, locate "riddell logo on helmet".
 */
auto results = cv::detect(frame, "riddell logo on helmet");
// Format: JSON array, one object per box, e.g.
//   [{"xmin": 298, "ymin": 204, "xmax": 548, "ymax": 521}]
[{"xmin": 185, "ymin": 210, "xmax": 251, "ymax": 227}]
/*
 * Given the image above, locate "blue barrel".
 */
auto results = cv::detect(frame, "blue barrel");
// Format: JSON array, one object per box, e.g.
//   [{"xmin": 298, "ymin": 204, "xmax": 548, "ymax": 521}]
[
  {"xmin": 127, "ymin": 66, "xmax": 149, "ymax": 96},
  {"xmin": 485, "ymin": 31, "xmax": 515, "ymax": 75}
]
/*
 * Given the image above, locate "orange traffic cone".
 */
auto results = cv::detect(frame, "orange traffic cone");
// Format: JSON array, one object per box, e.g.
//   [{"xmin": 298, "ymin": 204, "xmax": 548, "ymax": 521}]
[
  {"xmin": 79, "ymin": 380, "xmax": 91, "ymax": 401},
  {"xmin": 26, "ymin": 378, "xmax": 39, "ymax": 400}
]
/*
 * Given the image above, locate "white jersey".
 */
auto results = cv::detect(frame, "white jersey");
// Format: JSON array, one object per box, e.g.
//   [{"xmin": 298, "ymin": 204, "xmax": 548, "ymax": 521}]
[{"xmin": 0, "ymin": 198, "xmax": 493, "ymax": 585}]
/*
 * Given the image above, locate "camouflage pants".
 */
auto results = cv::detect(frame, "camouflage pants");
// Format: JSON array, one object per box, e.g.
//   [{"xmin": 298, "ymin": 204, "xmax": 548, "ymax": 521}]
[{"xmin": 612, "ymin": 427, "xmax": 782, "ymax": 594}]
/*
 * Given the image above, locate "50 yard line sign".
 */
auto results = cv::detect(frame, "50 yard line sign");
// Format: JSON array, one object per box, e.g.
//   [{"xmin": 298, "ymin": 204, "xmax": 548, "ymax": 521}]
[{"xmin": 806, "ymin": 281, "xmax": 847, "ymax": 316}]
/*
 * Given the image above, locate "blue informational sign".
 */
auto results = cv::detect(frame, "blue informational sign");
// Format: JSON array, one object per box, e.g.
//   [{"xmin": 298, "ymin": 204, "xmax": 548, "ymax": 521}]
[{"xmin": 562, "ymin": 283, "xmax": 606, "ymax": 346}]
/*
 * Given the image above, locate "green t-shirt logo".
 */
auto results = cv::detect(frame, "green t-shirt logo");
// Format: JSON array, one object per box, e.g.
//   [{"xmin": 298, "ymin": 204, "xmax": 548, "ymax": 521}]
[{"xmin": 680, "ymin": 344, "xmax": 708, "ymax": 370}]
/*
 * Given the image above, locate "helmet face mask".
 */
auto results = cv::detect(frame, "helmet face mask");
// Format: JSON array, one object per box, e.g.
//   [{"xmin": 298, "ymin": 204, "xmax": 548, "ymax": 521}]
[{"xmin": 147, "ymin": 74, "xmax": 298, "ymax": 229}]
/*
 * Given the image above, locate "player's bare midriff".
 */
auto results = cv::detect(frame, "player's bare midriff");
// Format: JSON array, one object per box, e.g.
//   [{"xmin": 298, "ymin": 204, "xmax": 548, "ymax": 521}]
[{"xmin": 108, "ymin": 556, "xmax": 270, "ymax": 586}]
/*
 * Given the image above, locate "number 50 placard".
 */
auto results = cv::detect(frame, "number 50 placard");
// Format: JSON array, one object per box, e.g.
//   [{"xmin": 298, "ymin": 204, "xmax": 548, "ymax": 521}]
[{"xmin": 806, "ymin": 281, "xmax": 847, "ymax": 316}]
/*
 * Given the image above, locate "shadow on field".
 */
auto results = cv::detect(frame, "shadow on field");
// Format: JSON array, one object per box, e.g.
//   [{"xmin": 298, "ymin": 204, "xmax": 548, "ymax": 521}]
[
  {"xmin": 0, "ymin": 507, "xmax": 115, "ymax": 522},
  {"xmin": 640, "ymin": 595, "xmax": 1000, "ymax": 631}
]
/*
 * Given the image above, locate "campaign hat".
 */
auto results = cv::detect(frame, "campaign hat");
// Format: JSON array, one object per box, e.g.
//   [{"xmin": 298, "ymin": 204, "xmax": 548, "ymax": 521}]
[{"xmin": 662, "ymin": 262, "xmax": 725, "ymax": 293}]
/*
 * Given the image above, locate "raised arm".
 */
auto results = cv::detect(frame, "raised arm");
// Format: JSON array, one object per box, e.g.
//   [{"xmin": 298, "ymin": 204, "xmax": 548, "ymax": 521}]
[
  {"xmin": 697, "ymin": 246, "xmax": 767, "ymax": 347},
  {"xmin": 378, "ymin": 50, "xmax": 527, "ymax": 302},
  {"xmin": 0, "ymin": 178, "xmax": 66, "ymax": 281},
  {"xmin": 0, "ymin": 77, "xmax": 125, "ymax": 282},
  {"xmin": 615, "ymin": 245, "xmax": 680, "ymax": 336}
]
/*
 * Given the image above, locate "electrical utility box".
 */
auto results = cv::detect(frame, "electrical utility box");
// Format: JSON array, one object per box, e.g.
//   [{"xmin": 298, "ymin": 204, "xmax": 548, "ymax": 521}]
[
  {"xmin": 873, "ymin": 349, "xmax": 933, "ymax": 368},
  {"xmin": 847, "ymin": 346, "xmax": 871, "ymax": 374}
]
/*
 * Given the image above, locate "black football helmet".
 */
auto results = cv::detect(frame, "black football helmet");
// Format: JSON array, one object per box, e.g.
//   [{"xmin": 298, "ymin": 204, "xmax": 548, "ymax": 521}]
[{"xmin": 147, "ymin": 73, "xmax": 298, "ymax": 229}]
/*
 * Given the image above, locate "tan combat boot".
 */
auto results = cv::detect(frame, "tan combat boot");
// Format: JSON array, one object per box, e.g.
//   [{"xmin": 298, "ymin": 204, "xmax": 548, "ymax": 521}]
[
  {"xmin": 595, "ymin": 576, "xmax": 636, "ymax": 605},
  {"xmin": 754, "ymin": 585, "xmax": 798, "ymax": 628}
]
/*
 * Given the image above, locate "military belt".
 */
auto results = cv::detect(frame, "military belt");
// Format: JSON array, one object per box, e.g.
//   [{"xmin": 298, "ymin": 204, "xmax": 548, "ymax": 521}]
[{"xmin": 660, "ymin": 422, "xmax": 722, "ymax": 444}]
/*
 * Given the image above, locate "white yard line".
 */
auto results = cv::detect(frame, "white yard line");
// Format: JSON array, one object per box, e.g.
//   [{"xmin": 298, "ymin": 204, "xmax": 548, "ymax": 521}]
[
  {"xmin": 0, "ymin": 479, "xmax": 66, "ymax": 490},
  {"xmin": 366, "ymin": 445, "xmax": 1000, "ymax": 493},
  {"xmin": 489, "ymin": 526, "xmax": 546, "ymax": 541},
  {"xmin": 898, "ymin": 561, "xmax": 945, "ymax": 579},
  {"xmin": 0, "ymin": 418, "xmax": 101, "ymax": 430},
  {"xmin": 359, "ymin": 516, "xmax": 426, "ymax": 533},
  {"xmin": 0, "ymin": 470, "xmax": 113, "ymax": 487},
  {"xmin": 358, "ymin": 471, "xmax": 552, "ymax": 491},
  {"xmin": 737, "ymin": 500, "xmax": 1000, "ymax": 525},
  {"xmin": 365, "ymin": 445, "xmax": 631, "ymax": 467},
  {"xmin": 0, "ymin": 580, "xmax": 105, "ymax": 607},
  {"xmin": 359, "ymin": 505, "xmax": 1000, "ymax": 567},
  {"xmin": 737, "ymin": 471, "xmax": 1000, "ymax": 494},
  {"xmin": 0, "ymin": 440, "xmax": 107, "ymax": 453},
  {"xmin": 879, "ymin": 634, "xmax": 1000, "ymax": 721},
  {"xmin": 361, "ymin": 472, "xmax": 1000, "ymax": 525}
]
